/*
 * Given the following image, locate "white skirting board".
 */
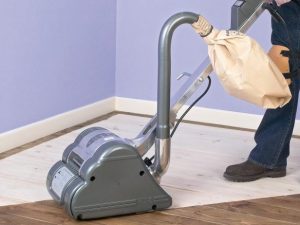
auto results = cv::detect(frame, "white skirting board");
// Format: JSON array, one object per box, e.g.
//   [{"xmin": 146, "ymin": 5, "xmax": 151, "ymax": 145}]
[
  {"xmin": 1, "ymin": 96, "xmax": 300, "ymax": 153},
  {"xmin": 115, "ymin": 97, "xmax": 300, "ymax": 134},
  {"xmin": 0, "ymin": 98, "xmax": 115, "ymax": 153}
]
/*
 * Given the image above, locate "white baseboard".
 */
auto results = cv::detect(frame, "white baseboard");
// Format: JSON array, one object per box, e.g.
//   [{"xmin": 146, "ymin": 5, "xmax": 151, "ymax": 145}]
[
  {"xmin": 116, "ymin": 97, "xmax": 300, "ymax": 135},
  {"xmin": 2, "ymin": 96, "xmax": 300, "ymax": 153},
  {"xmin": 0, "ymin": 98, "xmax": 115, "ymax": 153}
]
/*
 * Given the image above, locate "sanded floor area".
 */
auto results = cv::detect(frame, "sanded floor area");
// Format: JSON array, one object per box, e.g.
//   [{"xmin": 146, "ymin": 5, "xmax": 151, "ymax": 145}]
[{"xmin": 0, "ymin": 113, "xmax": 300, "ymax": 224}]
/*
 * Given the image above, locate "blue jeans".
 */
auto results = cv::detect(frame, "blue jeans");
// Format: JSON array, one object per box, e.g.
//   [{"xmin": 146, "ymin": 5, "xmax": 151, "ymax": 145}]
[{"xmin": 248, "ymin": 1, "xmax": 300, "ymax": 169}]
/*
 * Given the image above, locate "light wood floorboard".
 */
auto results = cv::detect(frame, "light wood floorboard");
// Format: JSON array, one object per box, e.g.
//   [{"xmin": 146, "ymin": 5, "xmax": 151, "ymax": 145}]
[{"xmin": 0, "ymin": 114, "xmax": 300, "ymax": 209}]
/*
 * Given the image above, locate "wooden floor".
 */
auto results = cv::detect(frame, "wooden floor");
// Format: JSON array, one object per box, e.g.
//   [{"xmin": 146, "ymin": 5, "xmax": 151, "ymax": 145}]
[
  {"xmin": 1, "ymin": 195, "xmax": 300, "ymax": 225},
  {"xmin": 1, "ymin": 113, "xmax": 300, "ymax": 224}
]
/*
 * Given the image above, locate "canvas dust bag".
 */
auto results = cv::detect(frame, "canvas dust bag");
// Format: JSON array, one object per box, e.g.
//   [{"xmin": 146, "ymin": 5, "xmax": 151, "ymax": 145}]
[{"xmin": 192, "ymin": 16, "xmax": 291, "ymax": 109}]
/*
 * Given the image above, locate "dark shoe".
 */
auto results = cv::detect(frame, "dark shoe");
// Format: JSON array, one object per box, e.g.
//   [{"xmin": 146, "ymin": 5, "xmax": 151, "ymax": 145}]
[{"xmin": 224, "ymin": 160, "xmax": 286, "ymax": 182}]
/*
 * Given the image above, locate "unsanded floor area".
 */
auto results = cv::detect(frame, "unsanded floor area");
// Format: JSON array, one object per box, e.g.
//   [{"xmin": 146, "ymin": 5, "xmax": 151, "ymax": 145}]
[{"xmin": 1, "ymin": 195, "xmax": 300, "ymax": 224}]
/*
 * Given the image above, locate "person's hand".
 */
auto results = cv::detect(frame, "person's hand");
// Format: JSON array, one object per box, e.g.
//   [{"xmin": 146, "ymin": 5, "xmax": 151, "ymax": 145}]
[{"xmin": 265, "ymin": 0, "xmax": 291, "ymax": 6}]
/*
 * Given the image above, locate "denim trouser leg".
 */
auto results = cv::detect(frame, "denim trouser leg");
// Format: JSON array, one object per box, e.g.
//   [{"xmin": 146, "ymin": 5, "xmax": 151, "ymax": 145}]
[
  {"xmin": 248, "ymin": 76, "xmax": 300, "ymax": 169},
  {"xmin": 248, "ymin": 2, "xmax": 300, "ymax": 169}
]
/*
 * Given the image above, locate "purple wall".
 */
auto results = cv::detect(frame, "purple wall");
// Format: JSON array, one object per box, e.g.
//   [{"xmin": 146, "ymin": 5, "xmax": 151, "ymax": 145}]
[
  {"xmin": 0, "ymin": 0, "xmax": 117, "ymax": 133},
  {"xmin": 116, "ymin": 0, "xmax": 297, "ymax": 117},
  {"xmin": 2, "ymin": 0, "xmax": 299, "ymax": 133}
]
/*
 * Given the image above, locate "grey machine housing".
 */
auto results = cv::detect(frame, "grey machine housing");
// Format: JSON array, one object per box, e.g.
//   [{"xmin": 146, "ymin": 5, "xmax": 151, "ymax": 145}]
[
  {"xmin": 47, "ymin": 0, "xmax": 266, "ymax": 220},
  {"xmin": 47, "ymin": 127, "xmax": 171, "ymax": 219}
]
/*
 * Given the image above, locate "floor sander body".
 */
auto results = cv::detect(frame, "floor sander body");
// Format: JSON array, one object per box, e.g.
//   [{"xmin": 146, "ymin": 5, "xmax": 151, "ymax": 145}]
[{"xmin": 46, "ymin": 0, "xmax": 268, "ymax": 220}]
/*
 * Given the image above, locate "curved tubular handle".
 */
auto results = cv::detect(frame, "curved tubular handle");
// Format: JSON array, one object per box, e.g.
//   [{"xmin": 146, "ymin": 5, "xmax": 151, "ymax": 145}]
[
  {"xmin": 152, "ymin": 12, "xmax": 199, "ymax": 180},
  {"xmin": 157, "ymin": 12, "xmax": 199, "ymax": 140}
]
